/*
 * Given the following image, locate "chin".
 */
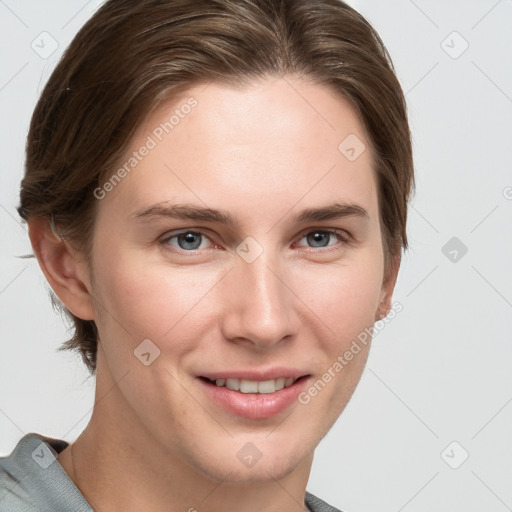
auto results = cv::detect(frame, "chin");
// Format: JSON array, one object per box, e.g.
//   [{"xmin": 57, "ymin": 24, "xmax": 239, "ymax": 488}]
[{"xmin": 184, "ymin": 436, "xmax": 311, "ymax": 485}]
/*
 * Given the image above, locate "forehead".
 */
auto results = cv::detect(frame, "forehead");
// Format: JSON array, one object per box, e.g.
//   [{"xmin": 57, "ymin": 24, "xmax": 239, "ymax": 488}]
[{"xmin": 100, "ymin": 76, "xmax": 378, "ymax": 224}]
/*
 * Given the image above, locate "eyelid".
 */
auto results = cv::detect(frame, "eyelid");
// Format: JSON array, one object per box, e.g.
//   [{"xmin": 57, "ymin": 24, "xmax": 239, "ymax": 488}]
[
  {"xmin": 293, "ymin": 228, "xmax": 352, "ymax": 251},
  {"xmin": 296, "ymin": 227, "xmax": 351, "ymax": 241}
]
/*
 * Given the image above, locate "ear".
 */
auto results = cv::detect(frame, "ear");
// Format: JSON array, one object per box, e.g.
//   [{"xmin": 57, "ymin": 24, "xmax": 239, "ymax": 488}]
[
  {"xmin": 28, "ymin": 217, "xmax": 95, "ymax": 321},
  {"xmin": 375, "ymin": 251, "xmax": 401, "ymax": 321}
]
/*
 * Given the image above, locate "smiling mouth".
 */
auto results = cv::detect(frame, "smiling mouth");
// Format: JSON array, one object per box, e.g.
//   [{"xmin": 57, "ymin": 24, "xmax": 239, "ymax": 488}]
[
  {"xmin": 199, "ymin": 375, "xmax": 309, "ymax": 394},
  {"xmin": 198, "ymin": 373, "xmax": 312, "ymax": 419}
]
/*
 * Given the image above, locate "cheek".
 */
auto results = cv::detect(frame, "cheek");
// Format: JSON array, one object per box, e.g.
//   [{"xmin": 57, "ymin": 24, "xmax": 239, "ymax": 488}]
[
  {"xmin": 296, "ymin": 253, "xmax": 384, "ymax": 341},
  {"xmin": 92, "ymin": 249, "xmax": 222, "ymax": 353},
  {"xmin": 292, "ymin": 256, "xmax": 382, "ymax": 436}
]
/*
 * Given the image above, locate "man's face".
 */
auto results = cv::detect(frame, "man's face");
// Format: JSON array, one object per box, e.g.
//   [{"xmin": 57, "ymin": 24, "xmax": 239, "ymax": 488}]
[{"xmin": 86, "ymin": 76, "xmax": 396, "ymax": 483}]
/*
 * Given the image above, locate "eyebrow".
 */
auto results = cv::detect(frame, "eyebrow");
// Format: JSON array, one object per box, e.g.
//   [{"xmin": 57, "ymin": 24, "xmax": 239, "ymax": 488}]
[{"xmin": 132, "ymin": 201, "xmax": 369, "ymax": 228}]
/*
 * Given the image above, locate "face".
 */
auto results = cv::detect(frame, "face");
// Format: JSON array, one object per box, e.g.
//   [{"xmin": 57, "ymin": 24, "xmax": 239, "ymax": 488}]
[{"xmin": 83, "ymin": 76, "xmax": 397, "ymax": 483}]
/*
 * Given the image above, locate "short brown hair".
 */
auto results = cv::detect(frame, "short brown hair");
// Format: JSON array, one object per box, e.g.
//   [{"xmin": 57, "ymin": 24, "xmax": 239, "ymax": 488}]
[{"xmin": 18, "ymin": 0, "xmax": 415, "ymax": 374}]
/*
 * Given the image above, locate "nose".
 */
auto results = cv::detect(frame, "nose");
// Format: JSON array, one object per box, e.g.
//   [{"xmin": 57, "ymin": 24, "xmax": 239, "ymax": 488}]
[{"xmin": 219, "ymin": 249, "xmax": 298, "ymax": 350}]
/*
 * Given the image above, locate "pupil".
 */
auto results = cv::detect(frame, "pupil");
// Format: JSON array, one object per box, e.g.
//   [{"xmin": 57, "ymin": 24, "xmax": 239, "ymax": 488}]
[
  {"xmin": 308, "ymin": 232, "xmax": 328, "ymax": 247},
  {"xmin": 179, "ymin": 232, "xmax": 201, "ymax": 250}
]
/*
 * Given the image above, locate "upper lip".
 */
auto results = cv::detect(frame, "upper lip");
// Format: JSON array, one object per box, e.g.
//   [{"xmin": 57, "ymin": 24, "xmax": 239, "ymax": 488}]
[{"xmin": 199, "ymin": 368, "xmax": 310, "ymax": 381}]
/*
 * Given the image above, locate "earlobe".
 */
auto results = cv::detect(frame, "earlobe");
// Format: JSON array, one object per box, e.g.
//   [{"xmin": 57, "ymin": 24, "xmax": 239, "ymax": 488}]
[
  {"xmin": 28, "ymin": 217, "xmax": 95, "ymax": 321},
  {"xmin": 375, "ymin": 251, "xmax": 401, "ymax": 321}
]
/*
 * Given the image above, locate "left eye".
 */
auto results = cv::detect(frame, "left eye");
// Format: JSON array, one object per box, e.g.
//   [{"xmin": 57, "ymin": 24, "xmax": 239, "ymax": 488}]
[{"xmin": 296, "ymin": 230, "xmax": 345, "ymax": 249}]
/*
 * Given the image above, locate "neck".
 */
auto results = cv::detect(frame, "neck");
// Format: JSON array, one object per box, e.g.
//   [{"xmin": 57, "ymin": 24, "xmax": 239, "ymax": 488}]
[{"xmin": 57, "ymin": 359, "xmax": 314, "ymax": 512}]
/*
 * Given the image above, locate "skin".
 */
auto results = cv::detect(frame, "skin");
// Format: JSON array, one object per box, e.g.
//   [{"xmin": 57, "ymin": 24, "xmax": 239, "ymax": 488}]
[{"xmin": 29, "ymin": 75, "xmax": 400, "ymax": 512}]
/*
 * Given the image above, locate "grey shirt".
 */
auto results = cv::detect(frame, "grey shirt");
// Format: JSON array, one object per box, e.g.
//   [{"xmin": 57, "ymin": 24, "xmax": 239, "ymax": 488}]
[{"xmin": 1, "ymin": 433, "xmax": 343, "ymax": 512}]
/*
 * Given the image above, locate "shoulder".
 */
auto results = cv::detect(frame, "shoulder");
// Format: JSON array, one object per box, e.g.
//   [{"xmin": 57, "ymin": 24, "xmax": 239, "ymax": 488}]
[
  {"xmin": 0, "ymin": 433, "xmax": 91, "ymax": 511},
  {"xmin": 305, "ymin": 490, "xmax": 345, "ymax": 512}
]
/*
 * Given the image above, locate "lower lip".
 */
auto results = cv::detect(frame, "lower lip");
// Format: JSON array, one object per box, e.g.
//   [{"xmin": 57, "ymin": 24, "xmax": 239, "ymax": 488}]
[{"xmin": 198, "ymin": 376, "xmax": 310, "ymax": 420}]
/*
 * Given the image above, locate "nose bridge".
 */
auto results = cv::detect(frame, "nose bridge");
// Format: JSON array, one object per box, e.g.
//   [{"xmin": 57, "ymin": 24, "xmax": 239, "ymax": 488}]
[{"xmin": 220, "ymin": 244, "xmax": 295, "ymax": 347}]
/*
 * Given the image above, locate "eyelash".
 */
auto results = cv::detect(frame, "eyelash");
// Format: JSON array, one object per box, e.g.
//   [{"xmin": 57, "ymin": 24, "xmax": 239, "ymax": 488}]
[{"xmin": 159, "ymin": 228, "xmax": 352, "ymax": 255}]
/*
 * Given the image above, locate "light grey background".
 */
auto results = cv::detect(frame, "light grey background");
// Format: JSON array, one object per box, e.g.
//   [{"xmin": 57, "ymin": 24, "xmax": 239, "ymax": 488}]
[{"xmin": 1, "ymin": 1, "xmax": 511, "ymax": 511}]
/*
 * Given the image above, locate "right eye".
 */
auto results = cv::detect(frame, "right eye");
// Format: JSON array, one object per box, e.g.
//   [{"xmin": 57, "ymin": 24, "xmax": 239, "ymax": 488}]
[{"xmin": 160, "ymin": 230, "xmax": 214, "ymax": 253}]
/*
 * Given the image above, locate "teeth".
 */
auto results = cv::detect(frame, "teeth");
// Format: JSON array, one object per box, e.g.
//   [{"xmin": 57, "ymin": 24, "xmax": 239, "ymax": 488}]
[
  {"xmin": 214, "ymin": 377, "xmax": 298, "ymax": 394},
  {"xmin": 225, "ymin": 378, "xmax": 240, "ymax": 391},
  {"xmin": 240, "ymin": 380, "xmax": 259, "ymax": 393},
  {"xmin": 257, "ymin": 380, "xmax": 275, "ymax": 394}
]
